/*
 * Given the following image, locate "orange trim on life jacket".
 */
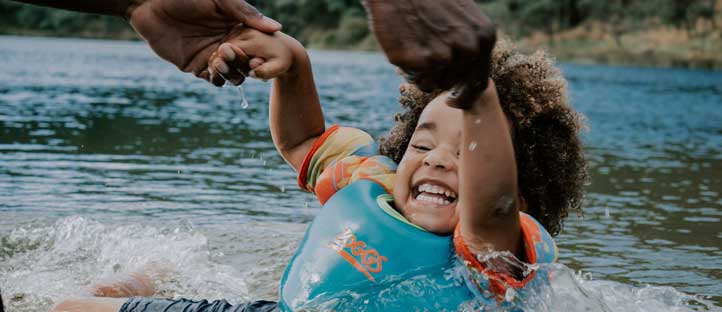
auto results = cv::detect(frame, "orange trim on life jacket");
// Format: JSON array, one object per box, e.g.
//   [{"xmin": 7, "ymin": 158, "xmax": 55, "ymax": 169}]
[{"xmin": 453, "ymin": 214, "xmax": 538, "ymax": 297}]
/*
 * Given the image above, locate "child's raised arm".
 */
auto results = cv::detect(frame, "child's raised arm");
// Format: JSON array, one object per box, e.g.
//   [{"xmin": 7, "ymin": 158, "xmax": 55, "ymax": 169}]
[
  {"xmin": 211, "ymin": 29, "xmax": 324, "ymax": 171},
  {"xmin": 453, "ymin": 80, "xmax": 523, "ymax": 261},
  {"xmin": 267, "ymin": 35, "xmax": 324, "ymax": 171}
]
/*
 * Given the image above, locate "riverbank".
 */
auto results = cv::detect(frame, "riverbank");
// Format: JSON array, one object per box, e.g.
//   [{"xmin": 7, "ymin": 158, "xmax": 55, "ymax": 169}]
[
  {"xmin": 515, "ymin": 22, "xmax": 722, "ymax": 70},
  {"xmin": 2, "ymin": 24, "xmax": 720, "ymax": 71}
]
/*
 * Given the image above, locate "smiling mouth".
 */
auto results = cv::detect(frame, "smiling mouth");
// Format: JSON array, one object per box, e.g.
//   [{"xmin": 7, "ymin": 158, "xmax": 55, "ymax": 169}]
[{"xmin": 412, "ymin": 183, "xmax": 457, "ymax": 206}]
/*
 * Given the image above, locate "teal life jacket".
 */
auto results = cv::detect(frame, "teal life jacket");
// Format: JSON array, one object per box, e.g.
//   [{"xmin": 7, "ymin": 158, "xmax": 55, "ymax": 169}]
[
  {"xmin": 279, "ymin": 179, "xmax": 475, "ymax": 311},
  {"xmin": 279, "ymin": 179, "xmax": 557, "ymax": 311}
]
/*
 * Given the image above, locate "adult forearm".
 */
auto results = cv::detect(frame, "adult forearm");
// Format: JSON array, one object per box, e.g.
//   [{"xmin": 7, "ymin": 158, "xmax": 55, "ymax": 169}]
[
  {"xmin": 13, "ymin": 0, "xmax": 141, "ymax": 18},
  {"xmin": 269, "ymin": 40, "xmax": 325, "ymax": 171}
]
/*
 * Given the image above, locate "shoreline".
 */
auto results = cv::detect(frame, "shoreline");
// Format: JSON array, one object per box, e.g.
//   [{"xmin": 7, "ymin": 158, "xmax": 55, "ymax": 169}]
[{"xmin": 2, "ymin": 31, "xmax": 720, "ymax": 71}]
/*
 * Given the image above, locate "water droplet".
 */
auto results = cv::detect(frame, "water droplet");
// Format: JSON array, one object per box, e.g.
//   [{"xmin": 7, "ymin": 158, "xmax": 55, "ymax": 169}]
[
  {"xmin": 239, "ymin": 84, "xmax": 249, "ymax": 109},
  {"xmin": 504, "ymin": 287, "xmax": 517, "ymax": 302},
  {"xmin": 280, "ymin": 185, "xmax": 285, "ymax": 192},
  {"xmin": 218, "ymin": 72, "xmax": 249, "ymax": 109},
  {"xmin": 468, "ymin": 141, "xmax": 477, "ymax": 151},
  {"xmin": 605, "ymin": 207, "xmax": 610, "ymax": 218}
]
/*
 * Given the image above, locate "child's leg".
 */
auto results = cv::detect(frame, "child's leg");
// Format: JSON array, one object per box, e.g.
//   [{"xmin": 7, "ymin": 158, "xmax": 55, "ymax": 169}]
[
  {"xmin": 92, "ymin": 262, "xmax": 173, "ymax": 298},
  {"xmin": 120, "ymin": 298, "xmax": 278, "ymax": 312},
  {"xmin": 51, "ymin": 297, "xmax": 126, "ymax": 312},
  {"xmin": 92, "ymin": 272, "xmax": 155, "ymax": 297}
]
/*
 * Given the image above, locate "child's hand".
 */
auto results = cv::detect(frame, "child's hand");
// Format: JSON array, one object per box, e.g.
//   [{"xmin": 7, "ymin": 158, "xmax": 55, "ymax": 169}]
[{"xmin": 208, "ymin": 27, "xmax": 298, "ymax": 86}]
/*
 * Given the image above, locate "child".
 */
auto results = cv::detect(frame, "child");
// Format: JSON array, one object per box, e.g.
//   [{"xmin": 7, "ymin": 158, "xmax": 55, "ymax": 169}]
[{"xmin": 53, "ymin": 27, "xmax": 586, "ymax": 312}]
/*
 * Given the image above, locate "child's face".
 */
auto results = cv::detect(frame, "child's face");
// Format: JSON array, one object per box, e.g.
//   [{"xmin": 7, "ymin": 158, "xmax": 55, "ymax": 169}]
[{"xmin": 393, "ymin": 92, "xmax": 462, "ymax": 234}]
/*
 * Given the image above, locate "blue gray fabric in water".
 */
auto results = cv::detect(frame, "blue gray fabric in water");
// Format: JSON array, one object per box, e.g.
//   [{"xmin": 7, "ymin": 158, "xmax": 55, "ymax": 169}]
[{"xmin": 119, "ymin": 298, "xmax": 278, "ymax": 312}]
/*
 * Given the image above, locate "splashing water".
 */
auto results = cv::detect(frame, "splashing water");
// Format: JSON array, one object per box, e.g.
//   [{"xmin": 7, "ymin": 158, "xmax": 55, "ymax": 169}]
[
  {"xmin": 290, "ymin": 250, "xmax": 719, "ymax": 312},
  {"xmin": 0, "ymin": 217, "xmax": 252, "ymax": 312},
  {"xmin": 1, "ymin": 218, "xmax": 719, "ymax": 311}
]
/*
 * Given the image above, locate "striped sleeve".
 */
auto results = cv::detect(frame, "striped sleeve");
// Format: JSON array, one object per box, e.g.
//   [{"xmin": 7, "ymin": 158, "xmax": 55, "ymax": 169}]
[{"xmin": 297, "ymin": 125, "xmax": 377, "ymax": 193}]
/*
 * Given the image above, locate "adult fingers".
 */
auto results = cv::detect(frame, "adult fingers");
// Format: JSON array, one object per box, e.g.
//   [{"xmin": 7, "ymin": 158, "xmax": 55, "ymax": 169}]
[
  {"xmin": 196, "ymin": 69, "xmax": 210, "ymax": 82},
  {"xmin": 206, "ymin": 51, "xmax": 224, "ymax": 87},
  {"xmin": 217, "ymin": 0, "xmax": 281, "ymax": 33},
  {"xmin": 446, "ymin": 69, "xmax": 489, "ymax": 110},
  {"xmin": 227, "ymin": 75, "xmax": 246, "ymax": 86},
  {"xmin": 452, "ymin": 1, "xmax": 495, "ymax": 59}
]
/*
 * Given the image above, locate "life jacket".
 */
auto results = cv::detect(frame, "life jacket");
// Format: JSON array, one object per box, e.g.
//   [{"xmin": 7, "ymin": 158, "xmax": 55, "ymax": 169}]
[{"xmin": 279, "ymin": 179, "xmax": 556, "ymax": 311}]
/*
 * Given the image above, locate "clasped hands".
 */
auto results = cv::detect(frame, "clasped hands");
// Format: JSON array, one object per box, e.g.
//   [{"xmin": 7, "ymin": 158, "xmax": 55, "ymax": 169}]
[{"xmin": 129, "ymin": 0, "xmax": 496, "ymax": 106}]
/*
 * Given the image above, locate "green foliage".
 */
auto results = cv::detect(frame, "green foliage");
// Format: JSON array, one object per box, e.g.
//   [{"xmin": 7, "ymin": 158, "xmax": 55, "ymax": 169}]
[
  {"xmin": 254, "ymin": 0, "xmax": 370, "ymax": 48},
  {"xmin": 476, "ymin": 0, "xmax": 718, "ymax": 37},
  {"xmin": 0, "ymin": 0, "xmax": 717, "ymax": 48},
  {"xmin": 0, "ymin": 1, "xmax": 133, "ymax": 38}
]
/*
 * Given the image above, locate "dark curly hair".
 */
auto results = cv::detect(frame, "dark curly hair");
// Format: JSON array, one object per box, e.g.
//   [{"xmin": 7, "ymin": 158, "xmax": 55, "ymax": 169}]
[{"xmin": 379, "ymin": 40, "xmax": 587, "ymax": 236}]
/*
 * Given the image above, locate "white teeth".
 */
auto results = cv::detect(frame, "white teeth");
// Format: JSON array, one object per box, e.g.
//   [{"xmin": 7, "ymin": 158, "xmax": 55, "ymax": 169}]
[
  {"xmin": 415, "ymin": 183, "xmax": 457, "ymax": 199},
  {"xmin": 415, "ymin": 193, "xmax": 453, "ymax": 205}
]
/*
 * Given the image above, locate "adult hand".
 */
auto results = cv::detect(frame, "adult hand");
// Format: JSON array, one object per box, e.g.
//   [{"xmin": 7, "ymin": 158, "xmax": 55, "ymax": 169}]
[
  {"xmin": 128, "ymin": 0, "xmax": 281, "ymax": 86},
  {"xmin": 362, "ymin": 0, "xmax": 496, "ymax": 108}
]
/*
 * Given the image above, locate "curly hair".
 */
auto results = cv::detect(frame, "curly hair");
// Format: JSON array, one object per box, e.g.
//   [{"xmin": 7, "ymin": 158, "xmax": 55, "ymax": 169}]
[{"xmin": 379, "ymin": 40, "xmax": 587, "ymax": 236}]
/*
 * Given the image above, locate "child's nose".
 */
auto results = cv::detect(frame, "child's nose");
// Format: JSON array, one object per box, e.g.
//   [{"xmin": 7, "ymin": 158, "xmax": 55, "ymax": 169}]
[{"xmin": 423, "ymin": 149, "xmax": 455, "ymax": 170}]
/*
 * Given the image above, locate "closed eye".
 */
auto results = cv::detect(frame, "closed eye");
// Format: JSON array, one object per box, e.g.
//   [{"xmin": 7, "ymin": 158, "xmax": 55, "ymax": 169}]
[{"xmin": 411, "ymin": 144, "xmax": 431, "ymax": 152}]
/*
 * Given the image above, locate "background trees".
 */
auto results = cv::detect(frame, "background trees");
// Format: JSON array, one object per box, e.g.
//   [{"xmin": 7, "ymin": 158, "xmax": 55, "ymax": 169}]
[{"xmin": 1, "ymin": 0, "xmax": 719, "ymax": 68}]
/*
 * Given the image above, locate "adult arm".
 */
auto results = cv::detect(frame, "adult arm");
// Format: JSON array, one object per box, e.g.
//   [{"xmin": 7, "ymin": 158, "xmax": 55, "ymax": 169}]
[
  {"xmin": 362, "ymin": 0, "xmax": 496, "ymax": 107},
  {"xmin": 12, "ymin": 0, "xmax": 281, "ymax": 85}
]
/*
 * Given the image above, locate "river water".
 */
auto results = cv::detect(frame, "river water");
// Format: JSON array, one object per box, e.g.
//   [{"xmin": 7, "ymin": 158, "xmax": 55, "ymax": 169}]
[{"xmin": 0, "ymin": 36, "xmax": 720, "ymax": 311}]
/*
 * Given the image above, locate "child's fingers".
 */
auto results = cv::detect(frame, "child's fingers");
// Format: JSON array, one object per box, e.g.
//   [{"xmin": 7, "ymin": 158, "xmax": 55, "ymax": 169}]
[
  {"xmin": 210, "ymin": 44, "xmax": 246, "ymax": 84},
  {"xmin": 208, "ymin": 66, "xmax": 226, "ymax": 87},
  {"xmin": 207, "ymin": 51, "xmax": 226, "ymax": 87},
  {"xmin": 220, "ymin": 43, "xmax": 252, "ymax": 77},
  {"xmin": 249, "ymin": 57, "xmax": 265, "ymax": 70},
  {"xmin": 248, "ymin": 59, "xmax": 289, "ymax": 80}
]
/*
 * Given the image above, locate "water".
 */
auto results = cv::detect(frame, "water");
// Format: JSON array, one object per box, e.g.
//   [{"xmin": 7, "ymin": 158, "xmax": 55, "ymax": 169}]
[{"xmin": 0, "ymin": 36, "xmax": 720, "ymax": 311}]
